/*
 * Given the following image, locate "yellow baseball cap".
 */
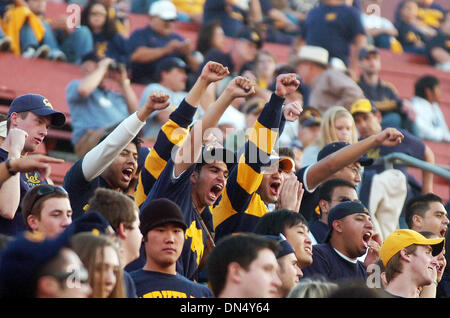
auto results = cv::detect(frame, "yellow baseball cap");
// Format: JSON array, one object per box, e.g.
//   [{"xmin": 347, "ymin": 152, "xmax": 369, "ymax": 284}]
[
  {"xmin": 350, "ymin": 98, "xmax": 378, "ymax": 115},
  {"xmin": 380, "ymin": 229, "xmax": 445, "ymax": 267}
]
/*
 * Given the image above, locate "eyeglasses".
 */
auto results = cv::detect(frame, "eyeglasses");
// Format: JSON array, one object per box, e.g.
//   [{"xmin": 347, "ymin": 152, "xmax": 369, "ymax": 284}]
[
  {"xmin": 51, "ymin": 267, "xmax": 90, "ymax": 286},
  {"xmin": 28, "ymin": 185, "xmax": 68, "ymax": 212}
]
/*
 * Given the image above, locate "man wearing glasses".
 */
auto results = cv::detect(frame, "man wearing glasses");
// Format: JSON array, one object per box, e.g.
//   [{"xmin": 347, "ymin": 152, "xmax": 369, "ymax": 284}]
[{"xmin": 0, "ymin": 93, "xmax": 66, "ymax": 236}]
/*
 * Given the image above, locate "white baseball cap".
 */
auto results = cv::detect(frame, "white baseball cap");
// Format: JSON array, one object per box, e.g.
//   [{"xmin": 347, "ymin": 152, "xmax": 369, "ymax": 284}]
[
  {"xmin": 296, "ymin": 45, "xmax": 329, "ymax": 67},
  {"xmin": 149, "ymin": 0, "xmax": 177, "ymax": 20}
]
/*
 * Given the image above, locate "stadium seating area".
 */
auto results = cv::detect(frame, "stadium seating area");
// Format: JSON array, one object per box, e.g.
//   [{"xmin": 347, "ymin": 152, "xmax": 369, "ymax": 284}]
[{"xmin": 0, "ymin": 0, "xmax": 448, "ymax": 200}]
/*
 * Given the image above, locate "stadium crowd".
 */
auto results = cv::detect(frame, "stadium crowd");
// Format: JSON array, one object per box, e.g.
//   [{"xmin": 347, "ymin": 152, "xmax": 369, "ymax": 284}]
[{"xmin": 0, "ymin": 0, "xmax": 449, "ymax": 300}]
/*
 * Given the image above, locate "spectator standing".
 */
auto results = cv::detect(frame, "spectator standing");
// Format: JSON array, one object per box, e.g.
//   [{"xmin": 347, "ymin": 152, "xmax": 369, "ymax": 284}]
[
  {"xmin": 21, "ymin": 184, "xmax": 72, "ymax": 238},
  {"xmin": 131, "ymin": 198, "xmax": 214, "ymax": 298},
  {"xmin": 302, "ymin": 201, "xmax": 381, "ymax": 283},
  {"xmin": 405, "ymin": 193, "xmax": 449, "ymax": 238},
  {"xmin": 0, "ymin": 231, "xmax": 91, "ymax": 298},
  {"xmin": 411, "ymin": 75, "xmax": 450, "ymax": 142},
  {"xmin": 63, "ymin": 91, "xmax": 170, "ymax": 218},
  {"xmin": 380, "ymin": 229, "xmax": 444, "ymax": 298},
  {"xmin": 70, "ymin": 232, "xmax": 126, "ymax": 298},
  {"xmin": 0, "ymin": 94, "xmax": 65, "ymax": 236},
  {"xmin": 66, "ymin": 52, "xmax": 139, "ymax": 158},
  {"xmin": 207, "ymin": 233, "xmax": 282, "ymax": 298}
]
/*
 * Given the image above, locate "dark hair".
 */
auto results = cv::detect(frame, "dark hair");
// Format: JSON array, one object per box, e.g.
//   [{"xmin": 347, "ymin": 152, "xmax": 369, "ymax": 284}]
[
  {"xmin": 81, "ymin": 0, "xmax": 117, "ymax": 40},
  {"xmin": 254, "ymin": 209, "xmax": 308, "ymax": 236},
  {"xmin": 278, "ymin": 147, "xmax": 295, "ymax": 161},
  {"xmin": 196, "ymin": 20, "xmax": 222, "ymax": 56},
  {"xmin": 405, "ymin": 193, "xmax": 443, "ymax": 229},
  {"xmin": 327, "ymin": 280, "xmax": 386, "ymax": 298},
  {"xmin": 98, "ymin": 127, "xmax": 142, "ymax": 153},
  {"xmin": 318, "ymin": 178, "xmax": 356, "ymax": 202},
  {"xmin": 207, "ymin": 233, "xmax": 279, "ymax": 296},
  {"xmin": 414, "ymin": 75, "xmax": 439, "ymax": 100}
]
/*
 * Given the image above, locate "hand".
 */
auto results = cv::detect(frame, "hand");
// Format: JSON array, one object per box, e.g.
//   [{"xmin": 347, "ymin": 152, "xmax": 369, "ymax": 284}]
[
  {"xmin": 275, "ymin": 73, "xmax": 300, "ymax": 98},
  {"xmin": 225, "ymin": 76, "xmax": 256, "ymax": 99},
  {"xmin": 375, "ymin": 128, "xmax": 404, "ymax": 147},
  {"xmin": 98, "ymin": 57, "xmax": 114, "ymax": 71},
  {"xmin": 138, "ymin": 91, "xmax": 171, "ymax": 121},
  {"xmin": 200, "ymin": 61, "xmax": 230, "ymax": 84},
  {"xmin": 401, "ymin": 99, "xmax": 416, "ymax": 122},
  {"xmin": 10, "ymin": 154, "xmax": 65, "ymax": 180},
  {"xmin": 166, "ymin": 39, "xmax": 184, "ymax": 54},
  {"xmin": 4, "ymin": 128, "xmax": 27, "ymax": 157},
  {"xmin": 178, "ymin": 40, "xmax": 193, "ymax": 56},
  {"xmin": 283, "ymin": 101, "xmax": 303, "ymax": 122},
  {"xmin": 277, "ymin": 173, "xmax": 304, "ymax": 212},
  {"xmin": 364, "ymin": 232, "xmax": 382, "ymax": 268}
]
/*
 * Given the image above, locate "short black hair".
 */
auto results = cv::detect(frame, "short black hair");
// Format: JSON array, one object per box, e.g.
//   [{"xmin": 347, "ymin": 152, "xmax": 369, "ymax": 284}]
[
  {"xmin": 405, "ymin": 193, "xmax": 443, "ymax": 229},
  {"xmin": 318, "ymin": 178, "xmax": 356, "ymax": 202},
  {"xmin": 254, "ymin": 209, "xmax": 308, "ymax": 236},
  {"xmin": 414, "ymin": 75, "xmax": 439, "ymax": 100}
]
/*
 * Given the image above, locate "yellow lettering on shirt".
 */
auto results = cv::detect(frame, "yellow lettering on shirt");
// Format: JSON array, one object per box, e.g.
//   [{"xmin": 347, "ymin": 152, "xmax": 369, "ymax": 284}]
[{"xmin": 141, "ymin": 290, "xmax": 189, "ymax": 298}]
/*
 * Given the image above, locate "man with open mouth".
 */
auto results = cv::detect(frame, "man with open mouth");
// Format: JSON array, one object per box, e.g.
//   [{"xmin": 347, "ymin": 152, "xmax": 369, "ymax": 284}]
[{"xmin": 302, "ymin": 201, "xmax": 376, "ymax": 284}]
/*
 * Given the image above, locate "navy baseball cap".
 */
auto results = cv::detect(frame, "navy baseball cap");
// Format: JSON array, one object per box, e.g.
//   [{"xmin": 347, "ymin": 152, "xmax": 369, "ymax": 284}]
[
  {"xmin": 8, "ymin": 94, "xmax": 66, "ymax": 127},
  {"xmin": 66, "ymin": 210, "xmax": 114, "ymax": 237},
  {"xmin": 197, "ymin": 144, "xmax": 237, "ymax": 172},
  {"xmin": 81, "ymin": 50, "xmax": 101, "ymax": 63},
  {"xmin": 156, "ymin": 57, "xmax": 187, "ymax": 75},
  {"xmin": 299, "ymin": 107, "xmax": 322, "ymax": 127},
  {"xmin": 325, "ymin": 201, "xmax": 370, "ymax": 242},
  {"xmin": 235, "ymin": 27, "xmax": 263, "ymax": 49},
  {"xmin": 317, "ymin": 142, "xmax": 374, "ymax": 166},
  {"xmin": 358, "ymin": 46, "xmax": 379, "ymax": 60},
  {"xmin": 0, "ymin": 230, "xmax": 71, "ymax": 297},
  {"xmin": 265, "ymin": 234, "xmax": 296, "ymax": 259}
]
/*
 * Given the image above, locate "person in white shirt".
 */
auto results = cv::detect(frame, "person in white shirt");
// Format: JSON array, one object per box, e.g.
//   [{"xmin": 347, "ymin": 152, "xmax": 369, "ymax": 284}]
[{"xmin": 411, "ymin": 75, "xmax": 450, "ymax": 143}]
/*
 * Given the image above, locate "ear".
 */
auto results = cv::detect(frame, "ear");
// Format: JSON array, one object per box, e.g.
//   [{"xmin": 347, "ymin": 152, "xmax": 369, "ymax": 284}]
[
  {"xmin": 227, "ymin": 262, "xmax": 244, "ymax": 284},
  {"xmin": 375, "ymin": 111, "xmax": 382, "ymax": 124},
  {"xmin": 8, "ymin": 112, "xmax": 19, "ymax": 128},
  {"xmin": 333, "ymin": 219, "xmax": 344, "ymax": 234},
  {"xmin": 412, "ymin": 214, "xmax": 423, "ymax": 230},
  {"xmin": 190, "ymin": 170, "xmax": 199, "ymax": 185},
  {"xmin": 318, "ymin": 199, "xmax": 329, "ymax": 216},
  {"xmin": 27, "ymin": 215, "xmax": 40, "ymax": 232},
  {"xmin": 399, "ymin": 248, "xmax": 412, "ymax": 263},
  {"xmin": 117, "ymin": 222, "xmax": 127, "ymax": 240}
]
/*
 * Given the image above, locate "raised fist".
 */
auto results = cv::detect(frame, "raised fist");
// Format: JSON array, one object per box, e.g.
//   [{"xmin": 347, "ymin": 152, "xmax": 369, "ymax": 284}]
[{"xmin": 275, "ymin": 73, "xmax": 300, "ymax": 98}]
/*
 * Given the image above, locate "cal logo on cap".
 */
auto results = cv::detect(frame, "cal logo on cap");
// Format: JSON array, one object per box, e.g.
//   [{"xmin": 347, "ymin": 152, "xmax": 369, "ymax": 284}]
[
  {"xmin": 43, "ymin": 98, "xmax": 53, "ymax": 109},
  {"xmin": 251, "ymin": 32, "xmax": 260, "ymax": 42}
]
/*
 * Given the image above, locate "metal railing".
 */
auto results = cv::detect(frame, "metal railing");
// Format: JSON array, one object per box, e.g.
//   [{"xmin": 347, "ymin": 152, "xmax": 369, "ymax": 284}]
[{"xmin": 373, "ymin": 152, "xmax": 450, "ymax": 181}]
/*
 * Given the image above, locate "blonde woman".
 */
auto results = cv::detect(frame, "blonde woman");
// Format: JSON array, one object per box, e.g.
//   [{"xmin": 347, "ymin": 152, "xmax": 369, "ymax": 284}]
[
  {"xmin": 301, "ymin": 106, "xmax": 358, "ymax": 167},
  {"xmin": 71, "ymin": 232, "xmax": 126, "ymax": 298}
]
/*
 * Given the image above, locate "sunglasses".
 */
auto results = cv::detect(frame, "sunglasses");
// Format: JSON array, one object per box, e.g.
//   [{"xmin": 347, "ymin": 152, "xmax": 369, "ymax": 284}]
[{"xmin": 28, "ymin": 185, "xmax": 68, "ymax": 211}]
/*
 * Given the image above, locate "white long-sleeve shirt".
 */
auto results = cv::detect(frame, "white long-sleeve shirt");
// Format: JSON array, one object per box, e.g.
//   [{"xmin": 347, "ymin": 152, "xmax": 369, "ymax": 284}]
[{"xmin": 411, "ymin": 96, "xmax": 450, "ymax": 143}]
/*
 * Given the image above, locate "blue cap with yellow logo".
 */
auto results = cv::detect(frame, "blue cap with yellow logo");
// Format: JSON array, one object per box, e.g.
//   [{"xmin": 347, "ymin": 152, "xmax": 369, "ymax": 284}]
[
  {"xmin": 235, "ymin": 27, "xmax": 263, "ymax": 49},
  {"xmin": 8, "ymin": 94, "xmax": 66, "ymax": 127}
]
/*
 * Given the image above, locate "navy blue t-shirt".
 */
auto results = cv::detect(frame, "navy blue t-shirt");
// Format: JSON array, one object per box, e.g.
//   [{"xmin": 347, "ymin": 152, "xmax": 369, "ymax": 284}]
[
  {"xmin": 130, "ymin": 269, "xmax": 214, "ymax": 298},
  {"xmin": 296, "ymin": 166, "xmax": 320, "ymax": 222},
  {"xmin": 123, "ymin": 270, "xmax": 137, "ymax": 298},
  {"xmin": 302, "ymin": 242, "xmax": 368, "ymax": 283},
  {"xmin": 0, "ymin": 149, "xmax": 47, "ymax": 236},
  {"xmin": 308, "ymin": 219, "xmax": 329, "ymax": 244},
  {"xmin": 127, "ymin": 25, "xmax": 185, "ymax": 84},
  {"xmin": 301, "ymin": 4, "xmax": 365, "ymax": 65},
  {"xmin": 140, "ymin": 159, "xmax": 209, "ymax": 282},
  {"xmin": 63, "ymin": 158, "xmax": 113, "ymax": 219},
  {"xmin": 92, "ymin": 32, "xmax": 128, "ymax": 64}
]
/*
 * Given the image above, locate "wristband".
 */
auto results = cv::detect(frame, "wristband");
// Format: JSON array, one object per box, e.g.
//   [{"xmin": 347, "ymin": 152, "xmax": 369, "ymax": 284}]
[{"xmin": 5, "ymin": 159, "xmax": 17, "ymax": 176}]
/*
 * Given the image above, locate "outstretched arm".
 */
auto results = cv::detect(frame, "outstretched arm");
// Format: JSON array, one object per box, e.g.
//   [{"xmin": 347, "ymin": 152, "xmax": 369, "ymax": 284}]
[
  {"xmin": 304, "ymin": 127, "xmax": 404, "ymax": 190},
  {"xmin": 174, "ymin": 76, "xmax": 255, "ymax": 177},
  {"xmin": 81, "ymin": 91, "xmax": 170, "ymax": 182}
]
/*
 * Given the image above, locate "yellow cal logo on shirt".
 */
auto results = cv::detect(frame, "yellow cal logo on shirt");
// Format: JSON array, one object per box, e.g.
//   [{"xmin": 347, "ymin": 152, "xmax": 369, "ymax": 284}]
[
  {"xmin": 325, "ymin": 13, "xmax": 337, "ymax": 21},
  {"xmin": 185, "ymin": 220, "xmax": 204, "ymax": 265}
]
